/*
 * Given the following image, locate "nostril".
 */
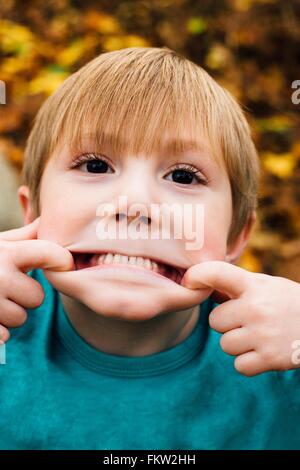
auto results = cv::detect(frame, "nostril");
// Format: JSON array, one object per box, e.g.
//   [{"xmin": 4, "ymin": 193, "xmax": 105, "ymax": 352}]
[
  {"xmin": 139, "ymin": 215, "xmax": 151, "ymax": 225},
  {"xmin": 116, "ymin": 213, "xmax": 126, "ymax": 222},
  {"xmin": 116, "ymin": 213, "xmax": 151, "ymax": 224}
]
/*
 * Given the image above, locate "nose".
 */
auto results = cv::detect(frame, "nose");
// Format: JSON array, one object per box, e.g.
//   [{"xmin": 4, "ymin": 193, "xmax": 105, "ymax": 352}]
[{"xmin": 111, "ymin": 162, "xmax": 160, "ymax": 230}]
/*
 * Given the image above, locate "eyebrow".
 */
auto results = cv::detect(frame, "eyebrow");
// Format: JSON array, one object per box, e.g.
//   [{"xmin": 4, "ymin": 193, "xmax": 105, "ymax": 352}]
[
  {"xmin": 76, "ymin": 132, "xmax": 208, "ymax": 157},
  {"xmin": 159, "ymin": 138, "xmax": 208, "ymax": 156}
]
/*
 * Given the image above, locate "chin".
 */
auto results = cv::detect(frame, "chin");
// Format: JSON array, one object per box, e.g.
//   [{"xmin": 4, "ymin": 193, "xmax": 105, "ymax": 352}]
[
  {"xmin": 76, "ymin": 290, "xmax": 169, "ymax": 322},
  {"xmin": 44, "ymin": 266, "xmax": 212, "ymax": 322}
]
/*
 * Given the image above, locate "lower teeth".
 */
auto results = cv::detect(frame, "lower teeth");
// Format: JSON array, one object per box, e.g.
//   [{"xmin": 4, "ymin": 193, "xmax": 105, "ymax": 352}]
[{"xmin": 78, "ymin": 254, "xmax": 182, "ymax": 283}]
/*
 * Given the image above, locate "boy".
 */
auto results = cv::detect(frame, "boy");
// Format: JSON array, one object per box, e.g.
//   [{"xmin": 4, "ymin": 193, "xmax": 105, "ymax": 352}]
[{"xmin": 0, "ymin": 46, "xmax": 300, "ymax": 450}]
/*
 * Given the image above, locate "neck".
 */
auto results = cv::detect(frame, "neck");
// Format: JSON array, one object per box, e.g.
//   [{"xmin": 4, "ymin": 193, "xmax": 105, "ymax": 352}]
[{"xmin": 60, "ymin": 294, "xmax": 201, "ymax": 357}]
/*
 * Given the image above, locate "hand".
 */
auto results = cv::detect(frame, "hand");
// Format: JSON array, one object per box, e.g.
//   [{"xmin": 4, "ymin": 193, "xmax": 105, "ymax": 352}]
[
  {"xmin": 181, "ymin": 261, "xmax": 300, "ymax": 376},
  {"xmin": 0, "ymin": 218, "xmax": 74, "ymax": 343}
]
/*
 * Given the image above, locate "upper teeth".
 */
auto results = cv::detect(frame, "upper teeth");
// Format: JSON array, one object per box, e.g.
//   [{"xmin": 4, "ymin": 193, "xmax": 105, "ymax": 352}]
[{"xmin": 96, "ymin": 253, "xmax": 160, "ymax": 272}]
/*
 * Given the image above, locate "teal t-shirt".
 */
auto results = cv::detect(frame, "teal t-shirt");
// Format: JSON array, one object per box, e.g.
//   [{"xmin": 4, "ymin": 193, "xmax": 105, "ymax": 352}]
[{"xmin": 0, "ymin": 268, "xmax": 300, "ymax": 450}]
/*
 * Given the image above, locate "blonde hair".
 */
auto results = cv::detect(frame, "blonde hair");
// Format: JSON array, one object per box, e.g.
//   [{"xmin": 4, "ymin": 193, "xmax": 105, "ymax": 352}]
[{"xmin": 22, "ymin": 46, "xmax": 260, "ymax": 247}]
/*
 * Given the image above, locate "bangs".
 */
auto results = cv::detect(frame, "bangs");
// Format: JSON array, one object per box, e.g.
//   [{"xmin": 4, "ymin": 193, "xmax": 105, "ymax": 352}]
[{"xmin": 49, "ymin": 47, "xmax": 224, "ymax": 166}]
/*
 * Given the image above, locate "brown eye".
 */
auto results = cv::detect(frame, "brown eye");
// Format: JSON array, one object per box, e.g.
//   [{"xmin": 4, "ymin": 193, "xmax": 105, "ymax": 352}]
[
  {"xmin": 165, "ymin": 164, "xmax": 208, "ymax": 186},
  {"xmin": 86, "ymin": 160, "xmax": 109, "ymax": 173},
  {"xmin": 171, "ymin": 169, "xmax": 194, "ymax": 185},
  {"xmin": 71, "ymin": 153, "xmax": 114, "ymax": 174}
]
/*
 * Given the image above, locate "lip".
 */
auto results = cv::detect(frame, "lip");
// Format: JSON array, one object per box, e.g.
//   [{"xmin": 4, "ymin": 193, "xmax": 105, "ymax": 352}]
[
  {"xmin": 68, "ymin": 248, "xmax": 187, "ymax": 273},
  {"xmin": 79, "ymin": 261, "xmax": 178, "ymax": 284},
  {"xmin": 70, "ymin": 250, "xmax": 187, "ymax": 285}
]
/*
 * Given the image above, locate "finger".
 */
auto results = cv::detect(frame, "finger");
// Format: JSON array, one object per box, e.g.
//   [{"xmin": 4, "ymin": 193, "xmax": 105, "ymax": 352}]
[
  {"xmin": 209, "ymin": 298, "xmax": 246, "ymax": 333},
  {"xmin": 0, "ymin": 299, "xmax": 27, "ymax": 328},
  {"xmin": 181, "ymin": 261, "xmax": 251, "ymax": 299},
  {"xmin": 234, "ymin": 351, "xmax": 265, "ymax": 376},
  {"xmin": 0, "ymin": 325, "xmax": 10, "ymax": 343},
  {"xmin": 9, "ymin": 240, "xmax": 74, "ymax": 272},
  {"xmin": 220, "ymin": 328, "xmax": 253, "ymax": 356},
  {"xmin": 0, "ymin": 217, "xmax": 40, "ymax": 242},
  {"xmin": 7, "ymin": 273, "xmax": 44, "ymax": 309}
]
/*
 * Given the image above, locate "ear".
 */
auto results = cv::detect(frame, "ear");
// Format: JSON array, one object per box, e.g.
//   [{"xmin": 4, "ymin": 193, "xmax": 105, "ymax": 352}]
[
  {"xmin": 225, "ymin": 210, "xmax": 257, "ymax": 264},
  {"xmin": 17, "ymin": 185, "xmax": 36, "ymax": 225}
]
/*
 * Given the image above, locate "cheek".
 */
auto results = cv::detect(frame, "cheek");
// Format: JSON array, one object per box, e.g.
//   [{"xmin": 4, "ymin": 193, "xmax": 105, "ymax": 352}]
[
  {"xmin": 198, "ymin": 236, "xmax": 227, "ymax": 262},
  {"xmin": 205, "ymin": 203, "xmax": 232, "ymax": 257},
  {"xmin": 184, "ymin": 198, "xmax": 232, "ymax": 264},
  {"xmin": 190, "ymin": 227, "xmax": 228, "ymax": 264},
  {"xmin": 37, "ymin": 176, "xmax": 98, "ymax": 243}
]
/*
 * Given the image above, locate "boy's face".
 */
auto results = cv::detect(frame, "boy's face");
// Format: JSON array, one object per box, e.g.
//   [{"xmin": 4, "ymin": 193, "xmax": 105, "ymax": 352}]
[{"xmin": 21, "ymin": 132, "xmax": 247, "ymax": 321}]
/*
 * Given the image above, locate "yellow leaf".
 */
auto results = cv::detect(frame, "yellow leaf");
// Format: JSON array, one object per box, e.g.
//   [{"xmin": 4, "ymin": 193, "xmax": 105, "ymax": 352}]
[
  {"xmin": 233, "ymin": 0, "xmax": 275, "ymax": 11},
  {"xmin": 1, "ymin": 57, "xmax": 32, "ymax": 76},
  {"xmin": 57, "ymin": 37, "xmax": 97, "ymax": 67},
  {"xmin": 237, "ymin": 250, "xmax": 261, "ymax": 273},
  {"xmin": 186, "ymin": 17, "xmax": 207, "ymax": 35},
  {"xmin": 84, "ymin": 11, "xmax": 121, "ymax": 34},
  {"xmin": 0, "ymin": 20, "xmax": 35, "ymax": 56},
  {"xmin": 28, "ymin": 69, "xmax": 69, "ymax": 96},
  {"xmin": 262, "ymin": 152, "xmax": 297, "ymax": 179},
  {"xmin": 102, "ymin": 35, "xmax": 150, "ymax": 51},
  {"xmin": 205, "ymin": 44, "xmax": 231, "ymax": 70},
  {"xmin": 255, "ymin": 115, "xmax": 294, "ymax": 133}
]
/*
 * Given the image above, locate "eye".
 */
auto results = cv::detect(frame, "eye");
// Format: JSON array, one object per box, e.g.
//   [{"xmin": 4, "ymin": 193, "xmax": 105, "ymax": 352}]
[
  {"xmin": 165, "ymin": 164, "xmax": 208, "ymax": 185},
  {"xmin": 70, "ymin": 153, "xmax": 114, "ymax": 174}
]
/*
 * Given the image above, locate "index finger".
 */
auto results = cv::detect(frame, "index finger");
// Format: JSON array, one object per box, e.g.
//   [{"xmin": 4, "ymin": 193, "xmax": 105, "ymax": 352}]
[
  {"xmin": 181, "ymin": 261, "xmax": 251, "ymax": 299},
  {"xmin": 10, "ymin": 239, "xmax": 74, "ymax": 272},
  {"xmin": 0, "ymin": 218, "xmax": 40, "ymax": 242}
]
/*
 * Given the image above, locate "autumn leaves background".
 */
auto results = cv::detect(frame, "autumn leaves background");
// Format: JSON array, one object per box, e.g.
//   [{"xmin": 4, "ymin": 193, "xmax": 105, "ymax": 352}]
[{"xmin": 0, "ymin": 0, "xmax": 299, "ymax": 281}]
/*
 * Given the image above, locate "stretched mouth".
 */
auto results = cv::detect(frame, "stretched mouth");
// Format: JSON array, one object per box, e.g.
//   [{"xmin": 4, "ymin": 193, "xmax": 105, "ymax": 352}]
[{"xmin": 71, "ymin": 251, "xmax": 187, "ymax": 285}]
